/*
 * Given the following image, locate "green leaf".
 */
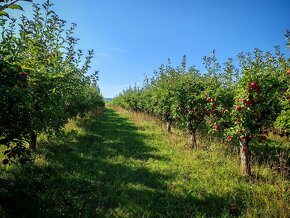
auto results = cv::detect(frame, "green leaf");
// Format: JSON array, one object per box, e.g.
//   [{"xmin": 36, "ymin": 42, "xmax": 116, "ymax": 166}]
[
  {"xmin": 7, "ymin": 4, "xmax": 24, "ymax": 10},
  {"xmin": 20, "ymin": 31, "xmax": 25, "ymax": 38},
  {"xmin": 1, "ymin": 18, "xmax": 7, "ymax": 26},
  {"xmin": 21, "ymin": 66, "xmax": 35, "ymax": 71},
  {"xmin": 0, "ymin": 11, "xmax": 9, "ymax": 18}
]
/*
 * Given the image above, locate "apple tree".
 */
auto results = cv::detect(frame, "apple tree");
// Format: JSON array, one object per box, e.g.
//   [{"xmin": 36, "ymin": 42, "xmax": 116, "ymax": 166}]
[
  {"xmin": 0, "ymin": 1, "xmax": 104, "ymax": 164},
  {"xmin": 226, "ymin": 48, "xmax": 288, "ymax": 176}
]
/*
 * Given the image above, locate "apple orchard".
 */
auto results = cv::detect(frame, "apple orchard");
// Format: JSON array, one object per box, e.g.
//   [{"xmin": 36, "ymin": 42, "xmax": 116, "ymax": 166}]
[{"xmin": 111, "ymin": 49, "xmax": 290, "ymax": 176}]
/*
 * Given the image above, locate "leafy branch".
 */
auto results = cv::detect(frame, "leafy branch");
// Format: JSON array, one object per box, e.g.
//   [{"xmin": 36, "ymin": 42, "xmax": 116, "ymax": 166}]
[{"xmin": 0, "ymin": 0, "xmax": 32, "ymax": 17}]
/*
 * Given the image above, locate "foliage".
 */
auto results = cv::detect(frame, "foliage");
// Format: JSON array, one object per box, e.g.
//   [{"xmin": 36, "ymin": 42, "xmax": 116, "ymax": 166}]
[
  {"xmin": 0, "ymin": 0, "xmax": 32, "ymax": 18},
  {"xmin": 112, "ymin": 45, "xmax": 290, "ymax": 175},
  {"xmin": 0, "ymin": 0, "xmax": 104, "ymax": 163},
  {"xmin": 225, "ymin": 48, "xmax": 289, "ymax": 143}
]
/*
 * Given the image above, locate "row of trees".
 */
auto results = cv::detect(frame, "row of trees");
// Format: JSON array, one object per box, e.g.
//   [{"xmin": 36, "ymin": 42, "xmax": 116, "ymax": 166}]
[
  {"xmin": 0, "ymin": 1, "xmax": 104, "ymax": 164},
  {"xmin": 111, "ymin": 46, "xmax": 290, "ymax": 176}
]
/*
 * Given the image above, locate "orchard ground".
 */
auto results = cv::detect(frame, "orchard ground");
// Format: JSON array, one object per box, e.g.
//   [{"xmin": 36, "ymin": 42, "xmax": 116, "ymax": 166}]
[{"xmin": 0, "ymin": 107, "xmax": 289, "ymax": 217}]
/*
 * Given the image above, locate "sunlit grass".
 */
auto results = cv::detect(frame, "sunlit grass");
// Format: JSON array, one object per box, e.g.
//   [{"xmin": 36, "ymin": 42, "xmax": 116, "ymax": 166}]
[{"xmin": 0, "ymin": 108, "xmax": 289, "ymax": 217}]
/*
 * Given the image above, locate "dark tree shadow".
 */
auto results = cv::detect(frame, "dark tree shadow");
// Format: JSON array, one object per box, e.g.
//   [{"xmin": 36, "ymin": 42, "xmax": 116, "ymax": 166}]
[{"xmin": 0, "ymin": 109, "xmax": 242, "ymax": 217}]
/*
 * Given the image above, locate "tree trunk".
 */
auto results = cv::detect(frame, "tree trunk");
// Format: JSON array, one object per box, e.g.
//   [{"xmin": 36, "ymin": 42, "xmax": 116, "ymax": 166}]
[
  {"xmin": 166, "ymin": 122, "xmax": 172, "ymax": 133},
  {"xmin": 29, "ymin": 132, "xmax": 37, "ymax": 150},
  {"xmin": 189, "ymin": 129, "xmax": 197, "ymax": 149},
  {"xmin": 240, "ymin": 140, "xmax": 250, "ymax": 176}
]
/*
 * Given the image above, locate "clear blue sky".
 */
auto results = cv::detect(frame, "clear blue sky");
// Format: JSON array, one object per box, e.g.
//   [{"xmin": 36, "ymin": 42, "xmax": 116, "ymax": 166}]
[{"xmin": 11, "ymin": 0, "xmax": 290, "ymax": 97}]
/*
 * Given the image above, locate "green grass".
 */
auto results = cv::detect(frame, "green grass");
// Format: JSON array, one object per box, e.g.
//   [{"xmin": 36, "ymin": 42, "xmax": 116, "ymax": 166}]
[{"xmin": 0, "ymin": 108, "xmax": 289, "ymax": 217}]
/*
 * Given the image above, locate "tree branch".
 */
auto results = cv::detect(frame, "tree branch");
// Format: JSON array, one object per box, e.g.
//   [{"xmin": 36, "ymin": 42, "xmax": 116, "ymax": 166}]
[{"xmin": 0, "ymin": 0, "xmax": 30, "ymax": 11}]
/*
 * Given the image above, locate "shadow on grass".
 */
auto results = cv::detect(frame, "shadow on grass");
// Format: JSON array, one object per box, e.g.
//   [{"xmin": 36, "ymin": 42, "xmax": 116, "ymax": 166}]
[
  {"xmin": 0, "ymin": 108, "xmax": 240, "ymax": 217},
  {"xmin": 249, "ymin": 140, "xmax": 289, "ymax": 180}
]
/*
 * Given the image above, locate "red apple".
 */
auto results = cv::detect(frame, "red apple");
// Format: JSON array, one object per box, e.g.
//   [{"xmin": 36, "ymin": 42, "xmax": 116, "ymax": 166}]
[
  {"xmin": 287, "ymin": 69, "xmax": 290, "ymax": 75},
  {"xmin": 207, "ymin": 97, "xmax": 213, "ymax": 102},
  {"xmin": 244, "ymin": 99, "xmax": 253, "ymax": 106},
  {"xmin": 236, "ymin": 105, "xmax": 242, "ymax": 111},
  {"xmin": 213, "ymin": 124, "xmax": 220, "ymax": 131},
  {"xmin": 249, "ymin": 82, "xmax": 258, "ymax": 89},
  {"xmin": 211, "ymin": 103, "xmax": 217, "ymax": 108},
  {"xmin": 242, "ymin": 146, "xmax": 248, "ymax": 153},
  {"xmin": 226, "ymin": 135, "xmax": 233, "ymax": 141},
  {"xmin": 239, "ymin": 136, "xmax": 247, "ymax": 143},
  {"xmin": 248, "ymin": 134, "xmax": 254, "ymax": 140}
]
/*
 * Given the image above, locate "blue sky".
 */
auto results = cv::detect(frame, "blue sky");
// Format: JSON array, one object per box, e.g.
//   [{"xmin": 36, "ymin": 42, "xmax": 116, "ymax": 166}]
[{"xmin": 10, "ymin": 0, "xmax": 290, "ymax": 97}]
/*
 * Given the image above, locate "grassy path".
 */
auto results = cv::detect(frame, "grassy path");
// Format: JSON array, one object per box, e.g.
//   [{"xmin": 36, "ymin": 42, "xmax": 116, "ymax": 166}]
[{"xmin": 0, "ymin": 108, "xmax": 288, "ymax": 217}]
